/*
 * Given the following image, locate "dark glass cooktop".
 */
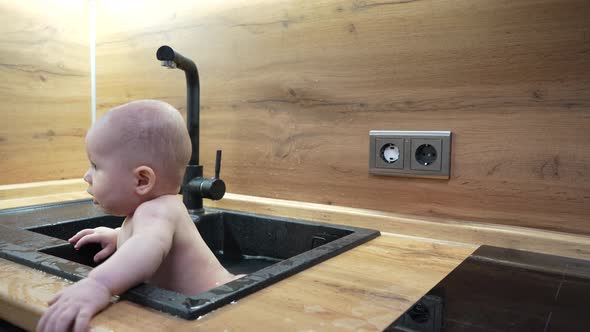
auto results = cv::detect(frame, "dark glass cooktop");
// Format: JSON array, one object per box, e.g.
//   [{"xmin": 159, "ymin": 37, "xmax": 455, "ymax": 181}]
[{"xmin": 386, "ymin": 245, "xmax": 590, "ymax": 332}]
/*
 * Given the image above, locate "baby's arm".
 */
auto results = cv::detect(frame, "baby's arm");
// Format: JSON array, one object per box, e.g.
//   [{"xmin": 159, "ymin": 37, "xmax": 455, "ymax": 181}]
[
  {"xmin": 37, "ymin": 202, "xmax": 174, "ymax": 332},
  {"xmin": 88, "ymin": 203, "xmax": 174, "ymax": 294},
  {"xmin": 69, "ymin": 226, "xmax": 120, "ymax": 263}
]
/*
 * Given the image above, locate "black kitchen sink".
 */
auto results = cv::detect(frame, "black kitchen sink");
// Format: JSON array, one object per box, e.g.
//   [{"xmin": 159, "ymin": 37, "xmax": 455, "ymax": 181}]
[{"xmin": 0, "ymin": 199, "xmax": 379, "ymax": 319}]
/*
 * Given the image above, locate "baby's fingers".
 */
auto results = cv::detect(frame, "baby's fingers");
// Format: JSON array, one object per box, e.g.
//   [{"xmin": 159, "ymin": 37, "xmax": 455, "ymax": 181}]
[
  {"xmin": 73, "ymin": 310, "xmax": 93, "ymax": 332},
  {"xmin": 48, "ymin": 291, "xmax": 63, "ymax": 305},
  {"xmin": 36, "ymin": 301, "xmax": 59, "ymax": 332},
  {"xmin": 74, "ymin": 234, "xmax": 101, "ymax": 249},
  {"xmin": 69, "ymin": 229, "xmax": 95, "ymax": 243},
  {"xmin": 94, "ymin": 244, "xmax": 115, "ymax": 263},
  {"xmin": 53, "ymin": 307, "xmax": 78, "ymax": 332}
]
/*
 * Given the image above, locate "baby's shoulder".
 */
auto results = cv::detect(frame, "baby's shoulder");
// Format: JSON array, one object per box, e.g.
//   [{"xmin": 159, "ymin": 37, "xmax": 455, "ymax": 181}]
[{"xmin": 134, "ymin": 195, "xmax": 185, "ymax": 222}]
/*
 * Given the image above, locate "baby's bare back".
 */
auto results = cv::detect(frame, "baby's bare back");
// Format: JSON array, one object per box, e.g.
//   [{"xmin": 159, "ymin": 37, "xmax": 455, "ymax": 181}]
[{"xmin": 118, "ymin": 195, "xmax": 236, "ymax": 295}]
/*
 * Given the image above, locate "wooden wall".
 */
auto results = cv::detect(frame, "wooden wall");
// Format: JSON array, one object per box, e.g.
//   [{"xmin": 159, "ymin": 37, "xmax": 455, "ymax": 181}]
[
  {"xmin": 95, "ymin": 0, "xmax": 590, "ymax": 235},
  {"xmin": 0, "ymin": 1, "xmax": 90, "ymax": 184},
  {"xmin": 2, "ymin": 0, "xmax": 587, "ymax": 235}
]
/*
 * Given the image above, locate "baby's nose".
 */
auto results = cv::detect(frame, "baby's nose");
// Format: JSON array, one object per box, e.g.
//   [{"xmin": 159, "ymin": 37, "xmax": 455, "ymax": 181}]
[{"xmin": 83, "ymin": 169, "xmax": 92, "ymax": 184}]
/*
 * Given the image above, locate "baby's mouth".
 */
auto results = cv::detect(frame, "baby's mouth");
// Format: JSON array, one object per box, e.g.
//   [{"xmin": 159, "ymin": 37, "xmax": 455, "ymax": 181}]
[{"xmin": 87, "ymin": 190, "xmax": 98, "ymax": 205}]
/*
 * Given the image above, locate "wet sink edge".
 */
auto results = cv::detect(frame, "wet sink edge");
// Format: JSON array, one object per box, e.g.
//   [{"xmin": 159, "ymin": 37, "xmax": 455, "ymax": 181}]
[{"xmin": 0, "ymin": 199, "xmax": 380, "ymax": 319}]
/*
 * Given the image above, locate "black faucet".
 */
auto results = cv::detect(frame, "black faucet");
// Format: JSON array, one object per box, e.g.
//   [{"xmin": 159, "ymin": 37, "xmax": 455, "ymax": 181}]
[{"xmin": 156, "ymin": 45, "xmax": 225, "ymax": 214}]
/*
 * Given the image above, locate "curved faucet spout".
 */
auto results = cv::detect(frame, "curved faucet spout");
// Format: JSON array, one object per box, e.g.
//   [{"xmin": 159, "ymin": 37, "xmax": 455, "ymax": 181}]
[
  {"xmin": 156, "ymin": 45, "xmax": 200, "ymax": 166},
  {"xmin": 156, "ymin": 45, "xmax": 225, "ymax": 214}
]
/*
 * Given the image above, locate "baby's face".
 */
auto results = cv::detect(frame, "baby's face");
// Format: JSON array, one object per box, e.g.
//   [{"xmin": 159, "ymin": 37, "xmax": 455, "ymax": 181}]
[{"xmin": 83, "ymin": 126, "xmax": 137, "ymax": 216}]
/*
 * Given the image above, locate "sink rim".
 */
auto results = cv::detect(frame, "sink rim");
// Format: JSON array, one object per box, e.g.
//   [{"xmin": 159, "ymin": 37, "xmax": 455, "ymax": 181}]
[{"xmin": 0, "ymin": 199, "xmax": 380, "ymax": 319}]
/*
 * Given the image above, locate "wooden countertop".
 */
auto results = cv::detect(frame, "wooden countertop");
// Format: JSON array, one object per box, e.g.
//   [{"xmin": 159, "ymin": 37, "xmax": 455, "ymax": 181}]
[
  {"xmin": 2, "ymin": 181, "xmax": 589, "ymax": 331},
  {"xmin": 0, "ymin": 234, "xmax": 474, "ymax": 331},
  {"xmin": 0, "ymin": 189, "xmax": 476, "ymax": 331}
]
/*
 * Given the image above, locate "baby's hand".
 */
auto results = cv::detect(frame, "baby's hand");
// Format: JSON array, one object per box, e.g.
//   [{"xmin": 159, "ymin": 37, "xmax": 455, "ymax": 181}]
[
  {"xmin": 36, "ymin": 277, "xmax": 111, "ymax": 332},
  {"xmin": 69, "ymin": 227, "xmax": 118, "ymax": 263}
]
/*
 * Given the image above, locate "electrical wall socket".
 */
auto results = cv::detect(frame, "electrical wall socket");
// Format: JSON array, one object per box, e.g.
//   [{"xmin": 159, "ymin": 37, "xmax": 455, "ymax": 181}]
[{"xmin": 369, "ymin": 130, "xmax": 452, "ymax": 179}]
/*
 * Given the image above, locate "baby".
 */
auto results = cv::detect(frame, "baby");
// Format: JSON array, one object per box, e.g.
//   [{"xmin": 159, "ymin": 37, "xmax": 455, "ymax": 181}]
[{"xmin": 37, "ymin": 100, "xmax": 240, "ymax": 332}]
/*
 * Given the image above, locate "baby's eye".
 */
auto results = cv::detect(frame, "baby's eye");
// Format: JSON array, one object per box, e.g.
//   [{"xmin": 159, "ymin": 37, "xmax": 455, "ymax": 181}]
[{"xmin": 90, "ymin": 162, "xmax": 97, "ymax": 169}]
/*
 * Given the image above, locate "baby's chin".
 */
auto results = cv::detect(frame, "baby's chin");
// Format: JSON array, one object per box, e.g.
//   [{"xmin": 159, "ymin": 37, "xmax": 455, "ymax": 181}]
[
  {"xmin": 90, "ymin": 199, "xmax": 112, "ymax": 214},
  {"xmin": 90, "ymin": 198, "xmax": 106, "ymax": 212}
]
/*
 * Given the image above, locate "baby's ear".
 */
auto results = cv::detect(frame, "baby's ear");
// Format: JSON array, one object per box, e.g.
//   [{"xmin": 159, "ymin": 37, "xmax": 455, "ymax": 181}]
[{"xmin": 133, "ymin": 166, "xmax": 156, "ymax": 196}]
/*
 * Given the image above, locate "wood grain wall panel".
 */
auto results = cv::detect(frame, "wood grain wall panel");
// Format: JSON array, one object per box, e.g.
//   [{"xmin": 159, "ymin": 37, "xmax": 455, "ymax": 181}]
[
  {"xmin": 0, "ymin": 1, "xmax": 90, "ymax": 185},
  {"xmin": 96, "ymin": 0, "xmax": 590, "ymax": 234}
]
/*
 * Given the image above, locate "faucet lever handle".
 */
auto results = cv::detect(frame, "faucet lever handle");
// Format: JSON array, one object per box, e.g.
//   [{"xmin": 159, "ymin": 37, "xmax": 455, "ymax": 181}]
[{"xmin": 215, "ymin": 150, "xmax": 222, "ymax": 179}]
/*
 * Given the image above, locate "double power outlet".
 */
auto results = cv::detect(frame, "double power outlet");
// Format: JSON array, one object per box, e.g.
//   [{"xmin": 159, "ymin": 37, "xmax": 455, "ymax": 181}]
[{"xmin": 369, "ymin": 131, "xmax": 452, "ymax": 179}]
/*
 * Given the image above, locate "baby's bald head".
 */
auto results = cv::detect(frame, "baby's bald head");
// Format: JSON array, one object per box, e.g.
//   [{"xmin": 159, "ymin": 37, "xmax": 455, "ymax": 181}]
[{"xmin": 87, "ymin": 100, "xmax": 191, "ymax": 192}]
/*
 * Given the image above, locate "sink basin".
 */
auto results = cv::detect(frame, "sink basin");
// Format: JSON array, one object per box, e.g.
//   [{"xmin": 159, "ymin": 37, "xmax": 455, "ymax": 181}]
[{"xmin": 0, "ymin": 199, "xmax": 379, "ymax": 319}]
